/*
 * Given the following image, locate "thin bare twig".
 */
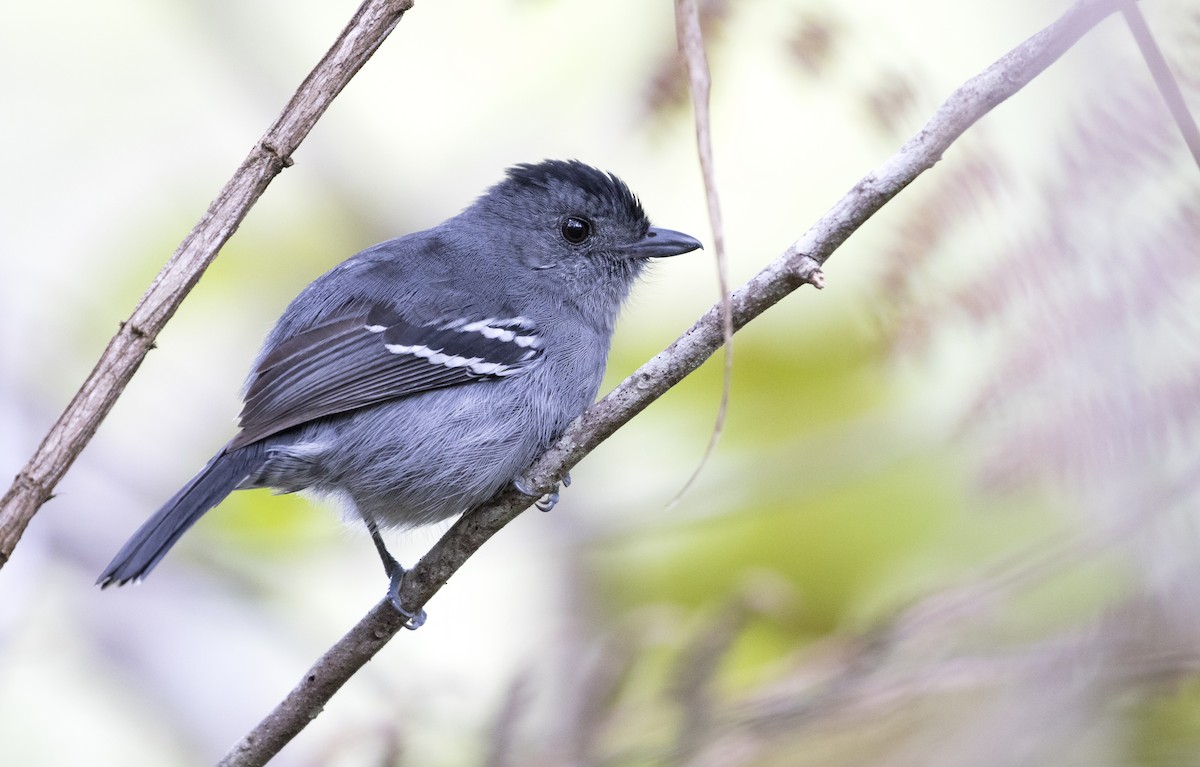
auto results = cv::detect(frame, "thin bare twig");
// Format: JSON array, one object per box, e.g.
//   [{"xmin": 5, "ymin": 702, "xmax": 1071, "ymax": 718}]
[
  {"xmin": 219, "ymin": 1, "xmax": 1125, "ymax": 763},
  {"xmin": 670, "ymin": 0, "xmax": 736, "ymax": 507},
  {"xmin": 0, "ymin": 0, "xmax": 416, "ymax": 569},
  {"xmin": 1121, "ymin": 1, "xmax": 1200, "ymax": 169}
]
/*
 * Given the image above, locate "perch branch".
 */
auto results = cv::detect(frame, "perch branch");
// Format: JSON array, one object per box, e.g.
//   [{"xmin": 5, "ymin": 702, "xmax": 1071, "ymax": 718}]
[{"xmin": 218, "ymin": 0, "xmax": 1125, "ymax": 764}]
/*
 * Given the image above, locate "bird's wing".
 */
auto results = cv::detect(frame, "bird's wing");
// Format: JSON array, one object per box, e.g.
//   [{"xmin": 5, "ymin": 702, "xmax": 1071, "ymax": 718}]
[{"xmin": 229, "ymin": 304, "xmax": 544, "ymax": 449}]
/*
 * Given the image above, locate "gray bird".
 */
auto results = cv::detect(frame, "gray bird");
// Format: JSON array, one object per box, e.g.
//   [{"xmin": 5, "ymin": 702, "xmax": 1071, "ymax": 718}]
[{"xmin": 98, "ymin": 159, "xmax": 702, "ymax": 627}]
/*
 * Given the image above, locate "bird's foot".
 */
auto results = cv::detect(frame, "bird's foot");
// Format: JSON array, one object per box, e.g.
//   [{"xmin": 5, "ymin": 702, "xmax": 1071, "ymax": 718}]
[
  {"xmin": 516, "ymin": 472, "xmax": 572, "ymax": 513},
  {"xmin": 384, "ymin": 559, "xmax": 427, "ymax": 631}
]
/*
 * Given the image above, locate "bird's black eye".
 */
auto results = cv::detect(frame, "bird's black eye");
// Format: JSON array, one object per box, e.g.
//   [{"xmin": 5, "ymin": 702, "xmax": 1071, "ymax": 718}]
[{"xmin": 560, "ymin": 216, "xmax": 592, "ymax": 245}]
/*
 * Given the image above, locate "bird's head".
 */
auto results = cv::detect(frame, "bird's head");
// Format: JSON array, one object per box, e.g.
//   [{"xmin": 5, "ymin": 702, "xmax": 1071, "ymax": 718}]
[{"xmin": 461, "ymin": 160, "xmax": 702, "ymax": 328}]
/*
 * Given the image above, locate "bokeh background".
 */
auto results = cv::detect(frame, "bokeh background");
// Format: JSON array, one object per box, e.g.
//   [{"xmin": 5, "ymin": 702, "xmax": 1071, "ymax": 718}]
[{"xmin": 4, "ymin": 0, "xmax": 1200, "ymax": 765}]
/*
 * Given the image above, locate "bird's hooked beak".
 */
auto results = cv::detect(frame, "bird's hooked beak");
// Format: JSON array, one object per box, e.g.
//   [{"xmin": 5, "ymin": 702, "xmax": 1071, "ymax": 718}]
[{"xmin": 621, "ymin": 227, "xmax": 704, "ymax": 259}]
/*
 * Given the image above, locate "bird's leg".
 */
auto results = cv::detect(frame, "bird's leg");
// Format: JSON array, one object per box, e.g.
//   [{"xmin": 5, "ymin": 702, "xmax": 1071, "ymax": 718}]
[
  {"xmin": 362, "ymin": 510, "xmax": 426, "ymax": 630},
  {"xmin": 515, "ymin": 471, "xmax": 572, "ymax": 513}
]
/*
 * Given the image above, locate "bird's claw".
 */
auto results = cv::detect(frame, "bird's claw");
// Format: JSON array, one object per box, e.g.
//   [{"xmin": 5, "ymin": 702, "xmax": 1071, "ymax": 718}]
[
  {"xmin": 516, "ymin": 472, "xmax": 572, "ymax": 512},
  {"xmin": 385, "ymin": 561, "xmax": 427, "ymax": 631}
]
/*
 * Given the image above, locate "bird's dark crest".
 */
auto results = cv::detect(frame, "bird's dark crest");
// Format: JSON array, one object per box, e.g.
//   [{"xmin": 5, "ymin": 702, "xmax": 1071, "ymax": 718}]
[{"xmin": 503, "ymin": 160, "xmax": 647, "ymax": 222}]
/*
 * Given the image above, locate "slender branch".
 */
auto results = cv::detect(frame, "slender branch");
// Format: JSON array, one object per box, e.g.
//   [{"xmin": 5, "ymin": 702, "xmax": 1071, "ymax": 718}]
[
  {"xmin": 1120, "ymin": 0, "xmax": 1200, "ymax": 168},
  {"xmin": 219, "ymin": 0, "xmax": 1125, "ymax": 763},
  {"xmin": 671, "ymin": 0, "xmax": 736, "ymax": 504},
  {"xmin": 0, "ymin": 0, "xmax": 416, "ymax": 569}
]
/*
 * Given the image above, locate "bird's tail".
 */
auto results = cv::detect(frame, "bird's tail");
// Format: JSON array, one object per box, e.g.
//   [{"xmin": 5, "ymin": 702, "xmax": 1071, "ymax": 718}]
[{"xmin": 97, "ymin": 442, "xmax": 267, "ymax": 587}]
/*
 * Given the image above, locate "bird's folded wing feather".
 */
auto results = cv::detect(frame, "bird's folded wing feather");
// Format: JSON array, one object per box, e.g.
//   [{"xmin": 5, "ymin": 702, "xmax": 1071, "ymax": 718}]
[{"xmin": 229, "ymin": 304, "xmax": 544, "ymax": 448}]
